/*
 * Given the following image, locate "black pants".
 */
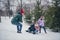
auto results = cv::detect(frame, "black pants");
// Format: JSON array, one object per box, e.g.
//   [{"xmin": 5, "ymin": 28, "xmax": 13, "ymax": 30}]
[{"xmin": 39, "ymin": 26, "xmax": 47, "ymax": 33}]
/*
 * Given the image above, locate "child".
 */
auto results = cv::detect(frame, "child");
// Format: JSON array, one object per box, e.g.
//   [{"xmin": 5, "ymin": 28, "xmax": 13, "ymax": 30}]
[
  {"xmin": 35, "ymin": 22, "xmax": 40, "ymax": 33},
  {"xmin": 26, "ymin": 22, "xmax": 36, "ymax": 34},
  {"xmin": 38, "ymin": 16, "xmax": 47, "ymax": 33}
]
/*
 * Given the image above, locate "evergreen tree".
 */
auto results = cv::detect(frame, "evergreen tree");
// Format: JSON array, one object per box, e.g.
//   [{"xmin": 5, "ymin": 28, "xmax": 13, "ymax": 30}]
[
  {"xmin": 45, "ymin": 6, "xmax": 56, "ymax": 28},
  {"xmin": 52, "ymin": 0, "xmax": 60, "ymax": 32},
  {"xmin": 32, "ymin": 0, "xmax": 42, "ymax": 21},
  {"xmin": 45, "ymin": 0, "xmax": 60, "ymax": 32},
  {"xmin": 25, "ymin": 0, "xmax": 42, "ymax": 23},
  {"xmin": 24, "ymin": 4, "xmax": 32, "ymax": 23}
]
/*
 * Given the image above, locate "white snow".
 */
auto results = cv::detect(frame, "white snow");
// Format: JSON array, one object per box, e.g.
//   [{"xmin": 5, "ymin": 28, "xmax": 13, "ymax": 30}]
[{"xmin": 0, "ymin": 16, "xmax": 60, "ymax": 40}]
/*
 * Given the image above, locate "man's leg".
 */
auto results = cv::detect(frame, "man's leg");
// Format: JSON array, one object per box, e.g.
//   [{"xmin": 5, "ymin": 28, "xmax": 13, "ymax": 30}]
[{"xmin": 43, "ymin": 27, "xmax": 47, "ymax": 33}]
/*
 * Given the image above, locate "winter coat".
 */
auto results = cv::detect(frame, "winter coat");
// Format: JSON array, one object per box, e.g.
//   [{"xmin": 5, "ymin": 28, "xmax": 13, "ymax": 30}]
[
  {"xmin": 38, "ymin": 19, "xmax": 45, "ymax": 27},
  {"xmin": 35, "ymin": 23, "xmax": 40, "ymax": 31},
  {"xmin": 11, "ymin": 12, "xmax": 22, "ymax": 25}
]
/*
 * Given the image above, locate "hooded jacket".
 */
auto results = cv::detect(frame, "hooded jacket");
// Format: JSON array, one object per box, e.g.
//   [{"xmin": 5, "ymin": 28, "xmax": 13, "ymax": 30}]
[{"xmin": 11, "ymin": 12, "xmax": 22, "ymax": 25}]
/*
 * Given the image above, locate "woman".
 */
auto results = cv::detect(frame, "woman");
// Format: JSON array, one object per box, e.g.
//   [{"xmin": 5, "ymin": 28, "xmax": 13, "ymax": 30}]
[{"xmin": 11, "ymin": 11, "xmax": 23, "ymax": 33}]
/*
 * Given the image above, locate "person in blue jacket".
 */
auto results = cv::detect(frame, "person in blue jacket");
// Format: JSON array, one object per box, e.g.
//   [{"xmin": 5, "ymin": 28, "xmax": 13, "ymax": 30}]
[{"xmin": 11, "ymin": 11, "xmax": 22, "ymax": 33}]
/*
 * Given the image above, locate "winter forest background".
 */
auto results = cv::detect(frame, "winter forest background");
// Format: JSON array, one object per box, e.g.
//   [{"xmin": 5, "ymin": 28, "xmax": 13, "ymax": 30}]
[
  {"xmin": 0, "ymin": 0, "xmax": 60, "ymax": 40},
  {"xmin": 0, "ymin": 0, "xmax": 60, "ymax": 32}
]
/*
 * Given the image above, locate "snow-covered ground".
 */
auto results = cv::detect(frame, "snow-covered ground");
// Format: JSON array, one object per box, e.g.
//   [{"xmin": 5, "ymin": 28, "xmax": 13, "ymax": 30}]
[{"xmin": 0, "ymin": 17, "xmax": 60, "ymax": 40}]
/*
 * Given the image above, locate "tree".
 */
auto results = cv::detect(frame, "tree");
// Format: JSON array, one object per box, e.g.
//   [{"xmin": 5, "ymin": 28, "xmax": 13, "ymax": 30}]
[
  {"xmin": 32, "ymin": 0, "xmax": 42, "ymax": 21},
  {"xmin": 0, "ymin": 10, "xmax": 3, "ymax": 23},
  {"xmin": 45, "ymin": 6, "xmax": 56, "ymax": 28},
  {"xmin": 45, "ymin": 0, "xmax": 60, "ymax": 32},
  {"xmin": 52, "ymin": 0, "xmax": 60, "ymax": 32},
  {"xmin": 24, "ymin": 0, "xmax": 43, "ymax": 23},
  {"xmin": 23, "ymin": 4, "xmax": 32, "ymax": 23},
  {"xmin": 6, "ymin": 0, "xmax": 11, "ymax": 18}
]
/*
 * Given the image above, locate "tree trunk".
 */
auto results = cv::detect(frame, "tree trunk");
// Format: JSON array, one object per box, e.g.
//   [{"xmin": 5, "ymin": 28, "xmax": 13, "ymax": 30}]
[{"xmin": 0, "ymin": 16, "xmax": 1, "ymax": 23}]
